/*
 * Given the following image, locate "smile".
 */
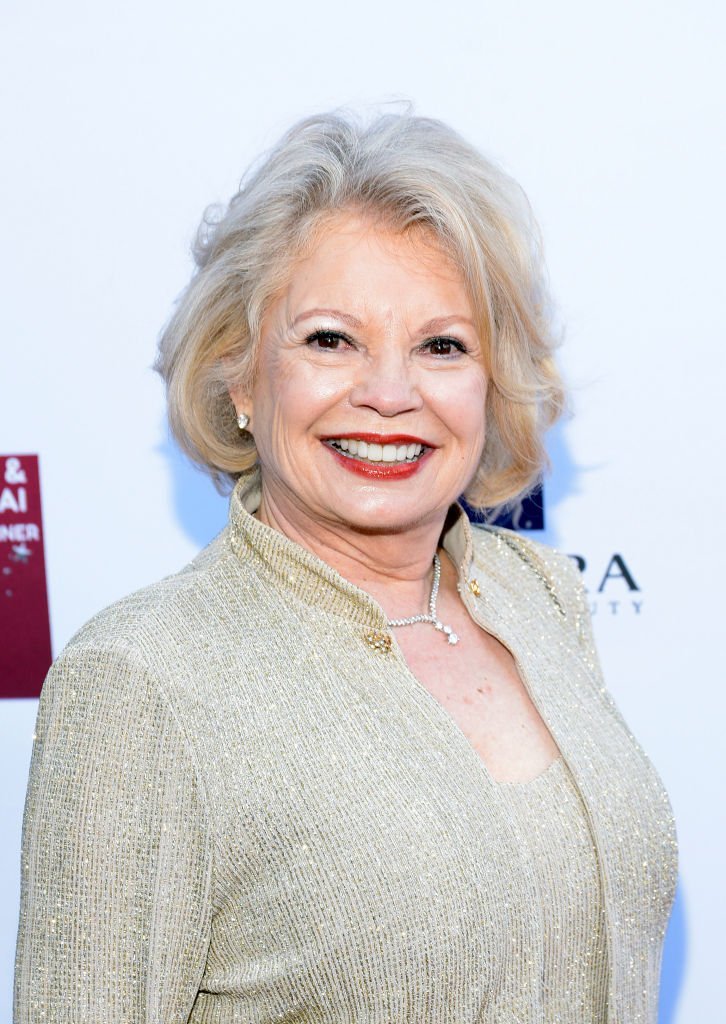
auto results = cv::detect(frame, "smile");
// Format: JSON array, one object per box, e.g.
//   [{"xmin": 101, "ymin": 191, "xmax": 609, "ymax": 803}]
[
  {"xmin": 325, "ymin": 438, "xmax": 426, "ymax": 465},
  {"xmin": 320, "ymin": 433, "xmax": 435, "ymax": 480}
]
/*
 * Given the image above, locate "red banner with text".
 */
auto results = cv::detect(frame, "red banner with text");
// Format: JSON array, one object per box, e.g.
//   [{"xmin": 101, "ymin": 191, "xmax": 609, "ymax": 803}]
[{"xmin": 0, "ymin": 455, "xmax": 52, "ymax": 698}]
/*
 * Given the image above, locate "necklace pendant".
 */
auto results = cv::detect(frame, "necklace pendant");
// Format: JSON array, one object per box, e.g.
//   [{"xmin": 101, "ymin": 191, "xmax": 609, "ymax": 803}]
[
  {"xmin": 442, "ymin": 624, "xmax": 459, "ymax": 645},
  {"xmin": 386, "ymin": 553, "xmax": 461, "ymax": 648}
]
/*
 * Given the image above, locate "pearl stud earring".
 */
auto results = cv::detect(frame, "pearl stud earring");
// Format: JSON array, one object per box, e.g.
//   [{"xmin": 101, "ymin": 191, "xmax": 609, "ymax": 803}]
[{"xmin": 237, "ymin": 413, "xmax": 250, "ymax": 431}]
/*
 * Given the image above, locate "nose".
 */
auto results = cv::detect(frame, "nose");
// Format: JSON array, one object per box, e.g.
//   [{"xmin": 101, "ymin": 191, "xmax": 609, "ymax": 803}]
[{"xmin": 348, "ymin": 347, "xmax": 424, "ymax": 417}]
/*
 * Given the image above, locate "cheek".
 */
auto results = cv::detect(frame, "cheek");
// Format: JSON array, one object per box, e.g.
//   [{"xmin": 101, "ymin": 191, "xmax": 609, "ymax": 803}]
[
  {"xmin": 432, "ymin": 372, "xmax": 488, "ymax": 443},
  {"xmin": 251, "ymin": 355, "xmax": 350, "ymax": 463},
  {"xmin": 251, "ymin": 354, "xmax": 303, "ymax": 443},
  {"xmin": 259, "ymin": 353, "xmax": 352, "ymax": 422}
]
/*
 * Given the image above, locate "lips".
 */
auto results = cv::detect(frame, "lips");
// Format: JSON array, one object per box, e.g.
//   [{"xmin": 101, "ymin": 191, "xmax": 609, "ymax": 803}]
[
  {"xmin": 320, "ymin": 433, "xmax": 434, "ymax": 479},
  {"xmin": 328, "ymin": 438, "xmax": 424, "ymax": 465}
]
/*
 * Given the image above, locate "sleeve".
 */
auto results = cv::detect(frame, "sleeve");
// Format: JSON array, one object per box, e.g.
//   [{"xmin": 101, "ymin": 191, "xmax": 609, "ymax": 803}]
[{"xmin": 14, "ymin": 642, "xmax": 214, "ymax": 1024}]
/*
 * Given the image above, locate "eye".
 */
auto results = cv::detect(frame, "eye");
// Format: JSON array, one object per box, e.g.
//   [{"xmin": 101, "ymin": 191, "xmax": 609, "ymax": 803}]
[
  {"xmin": 421, "ymin": 336, "xmax": 467, "ymax": 357},
  {"xmin": 305, "ymin": 329, "xmax": 353, "ymax": 351}
]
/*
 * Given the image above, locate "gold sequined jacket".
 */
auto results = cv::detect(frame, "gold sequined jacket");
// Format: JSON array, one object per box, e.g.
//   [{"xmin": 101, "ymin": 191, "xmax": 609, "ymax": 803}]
[{"xmin": 14, "ymin": 476, "xmax": 678, "ymax": 1024}]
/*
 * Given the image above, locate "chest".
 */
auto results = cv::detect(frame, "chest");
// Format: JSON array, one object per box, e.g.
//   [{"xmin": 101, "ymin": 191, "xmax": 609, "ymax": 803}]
[{"xmin": 394, "ymin": 611, "xmax": 561, "ymax": 783}]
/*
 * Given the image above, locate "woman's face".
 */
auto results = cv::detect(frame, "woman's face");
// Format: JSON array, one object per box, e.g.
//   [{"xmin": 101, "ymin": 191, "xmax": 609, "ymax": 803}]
[{"xmin": 236, "ymin": 212, "xmax": 488, "ymax": 536}]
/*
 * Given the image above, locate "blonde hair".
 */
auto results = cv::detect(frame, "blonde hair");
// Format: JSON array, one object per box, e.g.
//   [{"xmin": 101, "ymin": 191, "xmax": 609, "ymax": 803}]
[{"xmin": 155, "ymin": 109, "xmax": 565, "ymax": 510}]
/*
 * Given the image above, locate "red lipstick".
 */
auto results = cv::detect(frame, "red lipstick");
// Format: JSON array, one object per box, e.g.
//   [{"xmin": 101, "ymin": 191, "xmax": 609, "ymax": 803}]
[{"xmin": 323, "ymin": 441, "xmax": 434, "ymax": 480}]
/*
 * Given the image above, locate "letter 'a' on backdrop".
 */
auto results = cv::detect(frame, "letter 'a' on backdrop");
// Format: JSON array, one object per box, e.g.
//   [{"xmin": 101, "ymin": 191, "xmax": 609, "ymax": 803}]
[{"xmin": 0, "ymin": 455, "xmax": 52, "ymax": 698}]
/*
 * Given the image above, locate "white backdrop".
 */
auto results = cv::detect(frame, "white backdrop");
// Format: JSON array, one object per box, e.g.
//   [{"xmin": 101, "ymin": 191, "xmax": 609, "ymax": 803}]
[{"xmin": 2, "ymin": 1, "xmax": 724, "ymax": 1020}]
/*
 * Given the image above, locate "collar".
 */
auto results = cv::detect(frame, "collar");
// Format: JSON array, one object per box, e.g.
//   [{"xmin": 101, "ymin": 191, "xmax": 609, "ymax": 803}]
[{"xmin": 227, "ymin": 472, "xmax": 475, "ymax": 628}]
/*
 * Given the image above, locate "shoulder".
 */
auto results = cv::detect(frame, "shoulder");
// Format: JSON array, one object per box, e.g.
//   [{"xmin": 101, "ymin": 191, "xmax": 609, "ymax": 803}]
[
  {"xmin": 48, "ymin": 529, "xmax": 245, "ymax": 702},
  {"xmin": 34, "ymin": 533, "xmax": 235, "ymax": 778},
  {"xmin": 468, "ymin": 522, "xmax": 578, "ymax": 581},
  {"xmin": 468, "ymin": 523, "xmax": 607, "ymax": 694},
  {"xmin": 469, "ymin": 523, "xmax": 585, "ymax": 623}
]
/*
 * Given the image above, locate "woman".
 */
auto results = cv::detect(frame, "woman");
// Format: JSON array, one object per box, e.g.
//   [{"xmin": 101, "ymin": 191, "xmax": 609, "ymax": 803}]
[{"xmin": 15, "ymin": 111, "xmax": 677, "ymax": 1023}]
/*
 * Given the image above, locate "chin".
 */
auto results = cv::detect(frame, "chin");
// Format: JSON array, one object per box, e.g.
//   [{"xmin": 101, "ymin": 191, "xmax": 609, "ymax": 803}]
[{"xmin": 324, "ymin": 492, "xmax": 451, "ymax": 536}]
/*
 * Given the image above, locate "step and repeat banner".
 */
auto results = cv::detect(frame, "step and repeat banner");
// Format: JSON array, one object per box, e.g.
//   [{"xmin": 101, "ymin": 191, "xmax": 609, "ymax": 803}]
[
  {"xmin": 1, "ymin": 2, "xmax": 723, "ymax": 1021},
  {"xmin": 0, "ymin": 456, "xmax": 52, "ymax": 699}
]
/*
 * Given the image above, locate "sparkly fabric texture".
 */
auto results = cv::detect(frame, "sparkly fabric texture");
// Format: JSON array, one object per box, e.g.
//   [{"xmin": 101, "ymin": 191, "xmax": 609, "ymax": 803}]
[
  {"xmin": 15, "ymin": 476, "xmax": 678, "ymax": 1023},
  {"xmin": 497, "ymin": 758, "xmax": 609, "ymax": 1022}
]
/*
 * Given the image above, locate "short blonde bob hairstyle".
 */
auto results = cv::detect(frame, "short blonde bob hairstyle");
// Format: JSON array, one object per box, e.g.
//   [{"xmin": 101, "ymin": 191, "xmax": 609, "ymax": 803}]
[{"xmin": 155, "ymin": 109, "xmax": 565, "ymax": 510}]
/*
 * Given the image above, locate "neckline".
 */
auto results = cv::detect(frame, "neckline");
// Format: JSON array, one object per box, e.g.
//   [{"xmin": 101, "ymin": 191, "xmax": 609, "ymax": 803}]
[
  {"xmin": 386, "ymin": 622, "xmax": 566, "ymax": 791},
  {"xmin": 493, "ymin": 754, "xmax": 565, "ymax": 789},
  {"xmin": 227, "ymin": 472, "xmax": 476, "ymax": 627}
]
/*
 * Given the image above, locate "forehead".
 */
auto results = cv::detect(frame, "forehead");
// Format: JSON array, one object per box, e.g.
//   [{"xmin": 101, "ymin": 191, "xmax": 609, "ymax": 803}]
[{"xmin": 282, "ymin": 211, "xmax": 470, "ymax": 307}]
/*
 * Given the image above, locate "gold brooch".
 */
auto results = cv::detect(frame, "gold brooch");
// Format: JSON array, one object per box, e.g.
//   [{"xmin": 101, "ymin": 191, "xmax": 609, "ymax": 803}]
[
  {"xmin": 364, "ymin": 631, "xmax": 392, "ymax": 654},
  {"xmin": 468, "ymin": 578, "xmax": 481, "ymax": 596}
]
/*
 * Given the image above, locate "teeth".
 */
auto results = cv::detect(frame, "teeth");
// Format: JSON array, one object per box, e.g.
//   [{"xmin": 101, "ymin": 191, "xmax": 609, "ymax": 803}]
[{"xmin": 328, "ymin": 439, "xmax": 425, "ymax": 464}]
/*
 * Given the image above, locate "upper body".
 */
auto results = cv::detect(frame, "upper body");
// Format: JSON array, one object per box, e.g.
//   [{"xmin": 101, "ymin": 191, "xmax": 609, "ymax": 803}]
[
  {"xmin": 15, "ymin": 110, "xmax": 678, "ymax": 1023},
  {"xmin": 15, "ymin": 477, "xmax": 678, "ymax": 1024}
]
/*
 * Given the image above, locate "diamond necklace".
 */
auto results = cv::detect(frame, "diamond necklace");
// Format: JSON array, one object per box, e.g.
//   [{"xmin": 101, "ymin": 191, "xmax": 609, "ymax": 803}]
[{"xmin": 386, "ymin": 553, "xmax": 459, "ymax": 645}]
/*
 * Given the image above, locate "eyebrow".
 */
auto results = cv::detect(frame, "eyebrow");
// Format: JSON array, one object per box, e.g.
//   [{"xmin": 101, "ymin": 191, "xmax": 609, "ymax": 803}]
[
  {"xmin": 292, "ymin": 309, "xmax": 474, "ymax": 333},
  {"xmin": 292, "ymin": 308, "xmax": 364, "ymax": 329},
  {"xmin": 418, "ymin": 314, "xmax": 475, "ymax": 334}
]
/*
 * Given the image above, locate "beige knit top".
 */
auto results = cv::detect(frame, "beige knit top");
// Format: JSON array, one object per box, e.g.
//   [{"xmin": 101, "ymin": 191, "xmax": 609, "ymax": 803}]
[
  {"xmin": 14, "ymin": 475, "xmax": 677, "ymax": 1024},
  {"xmin": 497, "ymin": 757, "xmax": 609, "ymax": 1022}
]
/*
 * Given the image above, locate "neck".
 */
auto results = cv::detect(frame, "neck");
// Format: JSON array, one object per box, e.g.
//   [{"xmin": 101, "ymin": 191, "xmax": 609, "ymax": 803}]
[{"xmin": 255, "ymin": 483, "xmax": 448, "ymax": 620}]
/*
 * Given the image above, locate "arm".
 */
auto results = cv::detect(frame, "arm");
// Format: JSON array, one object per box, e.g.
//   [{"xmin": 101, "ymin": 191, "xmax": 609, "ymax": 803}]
[{"xmin": 14, "ymin": 642, "xmax": 213, "ymax": 1024}]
